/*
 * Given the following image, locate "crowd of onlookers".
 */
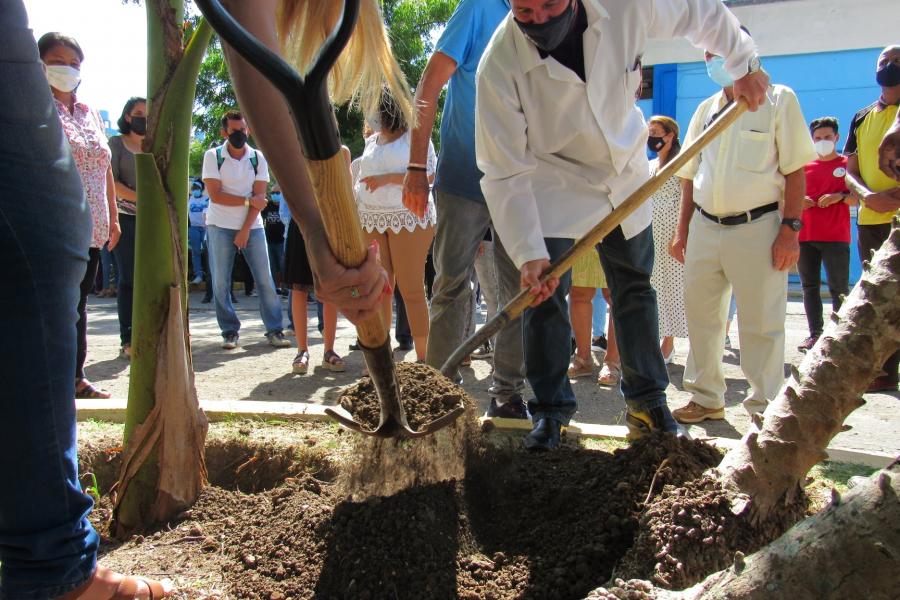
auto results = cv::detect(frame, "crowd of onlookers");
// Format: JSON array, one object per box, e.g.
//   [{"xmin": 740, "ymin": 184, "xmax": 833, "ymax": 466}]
[{"xmin": 54, "ymin": 20, "xmax": 899, "ymax": 422}]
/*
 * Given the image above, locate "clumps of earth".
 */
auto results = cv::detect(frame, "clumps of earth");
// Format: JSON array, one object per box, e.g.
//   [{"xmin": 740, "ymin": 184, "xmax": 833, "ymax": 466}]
[{"xmin": 94, "ymin": 364, "xmax": 781, "ymax": 598}]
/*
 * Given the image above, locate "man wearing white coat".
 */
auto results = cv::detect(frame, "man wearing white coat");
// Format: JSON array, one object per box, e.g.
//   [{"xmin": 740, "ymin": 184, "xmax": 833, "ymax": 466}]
[{"xmin": 475, "ymin": 0, "xmax": 769, "ymax": 450}]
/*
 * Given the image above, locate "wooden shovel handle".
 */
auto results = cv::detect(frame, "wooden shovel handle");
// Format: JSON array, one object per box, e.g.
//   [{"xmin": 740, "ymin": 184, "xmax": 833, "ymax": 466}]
[{"xmin": 306, "ymin": 152, "xmax": 387, "ymax": 348}]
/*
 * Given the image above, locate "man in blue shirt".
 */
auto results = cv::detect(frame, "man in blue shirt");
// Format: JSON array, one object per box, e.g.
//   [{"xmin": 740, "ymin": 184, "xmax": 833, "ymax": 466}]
[{"xmin": 403, "ymin": 0, "xmax": 527, "ymax": 419}]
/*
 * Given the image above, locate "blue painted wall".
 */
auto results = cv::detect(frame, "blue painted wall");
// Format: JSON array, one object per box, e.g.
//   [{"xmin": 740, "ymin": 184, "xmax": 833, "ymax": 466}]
[{"xmin": 639, "ymin": 48, "xmax": 884, "ymax": 285}]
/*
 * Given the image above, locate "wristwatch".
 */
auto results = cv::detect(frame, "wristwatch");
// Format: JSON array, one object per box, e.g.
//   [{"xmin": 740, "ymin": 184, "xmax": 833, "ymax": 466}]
[
  {"xmin": 781, "ymin": 217, "xmax": 802, "ymax": 232},
  {"xmin": 747, "ymin": 54, "xmax": 761, "ymax": 74}
]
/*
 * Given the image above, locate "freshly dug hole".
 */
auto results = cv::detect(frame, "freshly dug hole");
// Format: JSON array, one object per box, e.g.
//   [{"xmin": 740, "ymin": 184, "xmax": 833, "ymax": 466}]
[
  {"xmin": 94, "ymin": 432, "xmax": 722, "ymax": 599},
  {"xmin": 337, "ymin": 361, "xmax": 482, "ymax": 500}
]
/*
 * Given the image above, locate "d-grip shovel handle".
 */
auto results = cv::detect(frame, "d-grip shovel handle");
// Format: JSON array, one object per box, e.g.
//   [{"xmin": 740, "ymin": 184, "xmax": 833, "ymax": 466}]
[{"xmin": 194, "ymin": 0, "xmax": 387, "ymax": 349}]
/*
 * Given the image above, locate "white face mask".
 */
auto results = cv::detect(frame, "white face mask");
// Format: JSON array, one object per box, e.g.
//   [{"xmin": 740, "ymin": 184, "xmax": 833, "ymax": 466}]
[
  {"xmin": 814, "ymin": 139, "xmax": 836, "ymax": 157},
  {"xmin": 45, "ymin": 65, "xmax": 81, "ymax": 93}
]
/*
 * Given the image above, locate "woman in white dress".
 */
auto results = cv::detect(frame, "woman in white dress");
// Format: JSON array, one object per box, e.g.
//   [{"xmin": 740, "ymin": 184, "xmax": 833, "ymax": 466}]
[
  {"xmin": 356, "ymin": 95, "xmax": 437, "ymax": 361},
  {"xmin": 647, "ymin": 116, "xmax": 688, "ymax": 363}
]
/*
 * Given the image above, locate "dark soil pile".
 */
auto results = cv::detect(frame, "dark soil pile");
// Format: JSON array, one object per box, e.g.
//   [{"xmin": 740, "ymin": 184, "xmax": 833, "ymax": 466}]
[
  {"xmin": 338, "ymin": 361, "xmax": 466, "ymax": 430},
  {"xmin": 135, "ymin": 433, "xmax": 722, "ymax": 599},
  {"xmin": 616, "ymin": 474, "xmax": 807, "ymax": 589}
]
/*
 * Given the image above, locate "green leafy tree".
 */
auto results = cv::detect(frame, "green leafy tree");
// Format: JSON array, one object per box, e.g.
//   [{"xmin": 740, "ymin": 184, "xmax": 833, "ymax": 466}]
[{"xmin": 191, "ymin": 0, "xmax": 458, "ymax": 162}]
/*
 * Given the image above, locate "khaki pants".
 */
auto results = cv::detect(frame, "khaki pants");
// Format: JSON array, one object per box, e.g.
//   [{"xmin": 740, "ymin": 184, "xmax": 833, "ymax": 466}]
[{"xmin": 683, "ymin": 210, "xmax": 787, "ymax": 412}]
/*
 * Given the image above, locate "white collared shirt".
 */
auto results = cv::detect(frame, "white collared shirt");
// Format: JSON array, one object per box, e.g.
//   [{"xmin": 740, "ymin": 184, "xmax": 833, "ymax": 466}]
[
  {"xmin": 475, "ymin": 0, "xmax": 756, "ymax": 268},
  {"xmin": 677, "ymin": 86, "xmax": 817, "ymax": 216},
  {"xmin": 202, "ymin": 143, "xmax": 270, "ymax": 230}
]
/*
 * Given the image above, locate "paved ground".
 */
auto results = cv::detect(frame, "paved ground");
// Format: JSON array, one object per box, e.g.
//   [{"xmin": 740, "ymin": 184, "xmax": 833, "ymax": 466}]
[{"xmin": 83, "ymin": 290, "xmax": 899, "ymax": 456}]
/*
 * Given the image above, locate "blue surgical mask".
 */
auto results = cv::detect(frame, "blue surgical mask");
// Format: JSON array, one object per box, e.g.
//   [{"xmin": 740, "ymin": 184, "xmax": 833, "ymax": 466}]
[
  {"xmin": 191, "ymin": 189, "xmax": 202, "ymax": 198},
  {"xmin": 272, "ymin": 192, "xmax": 283, "ymax": 203},
  {"xmin": 706, "ymin": 56, "xmax": 734, "ymax": 88}
]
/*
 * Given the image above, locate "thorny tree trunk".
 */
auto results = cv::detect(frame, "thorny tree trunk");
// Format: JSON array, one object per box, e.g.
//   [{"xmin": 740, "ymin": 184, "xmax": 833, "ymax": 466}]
[
  {"xmin": 593, "ymin": 464, "xmax": 900, "ymax": 600},
  {"xmin": 619, "ymin": 221, "xmax": 899, "ymax": 590},
  {"xmin": 716, "ymin": 219, "xmax": 900, "ymax": 521},
  {"xmin": 112, "ymin": 2, "xmax": 212, "ymax": 536}
]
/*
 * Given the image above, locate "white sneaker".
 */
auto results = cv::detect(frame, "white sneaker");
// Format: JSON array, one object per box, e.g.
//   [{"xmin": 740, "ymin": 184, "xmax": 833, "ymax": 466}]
[
  {"xmin": 191, "ymin": 275, "xmax": 203, "ymax": 284},
  {"xmin": 266, "ymin": 331, "xmax": 292, "ymax": 348}
]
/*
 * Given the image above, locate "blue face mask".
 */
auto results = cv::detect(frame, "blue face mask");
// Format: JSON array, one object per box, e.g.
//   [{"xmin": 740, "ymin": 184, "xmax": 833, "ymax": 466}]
[
  {"xmin": 706, "ymin": 56, "xmax": 734, "ymax": 88},
  {"xmin": 271, "ymin": 192, "xmax": 283, "ymax": 203},
  {"xmin": 192, "ymin": 189, "xmax": 202, "ymax": 198}
]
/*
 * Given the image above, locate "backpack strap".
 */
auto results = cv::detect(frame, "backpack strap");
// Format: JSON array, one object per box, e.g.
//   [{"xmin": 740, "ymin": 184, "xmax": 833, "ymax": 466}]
[{"xmin": 216, "ymin": 145, "xmax": 257, "ymax": 176}]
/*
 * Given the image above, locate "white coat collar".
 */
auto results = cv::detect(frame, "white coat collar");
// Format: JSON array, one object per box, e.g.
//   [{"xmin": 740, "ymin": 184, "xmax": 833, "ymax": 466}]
[{"xmin": 511, "ymin": 0, "xmax": 610, "ymax": 75}]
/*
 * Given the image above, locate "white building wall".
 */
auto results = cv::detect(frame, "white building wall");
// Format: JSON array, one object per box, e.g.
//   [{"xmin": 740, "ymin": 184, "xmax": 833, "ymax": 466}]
[{"xmin": 643, "ymin": 0, "xmax": 899, "ymax": 65}]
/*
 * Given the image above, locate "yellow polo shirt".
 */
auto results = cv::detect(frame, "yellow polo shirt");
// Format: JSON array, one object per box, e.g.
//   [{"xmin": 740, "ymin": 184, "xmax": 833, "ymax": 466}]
[{"xmin": 846, "ymin": 102, "xmax": 899, "ymax": 225}]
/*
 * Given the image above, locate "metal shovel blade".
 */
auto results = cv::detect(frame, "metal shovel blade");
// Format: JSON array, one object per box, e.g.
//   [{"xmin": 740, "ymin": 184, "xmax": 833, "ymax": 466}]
[{"xmin": 324, "ymin": 339, "xmax": 465, "ymax": 439}]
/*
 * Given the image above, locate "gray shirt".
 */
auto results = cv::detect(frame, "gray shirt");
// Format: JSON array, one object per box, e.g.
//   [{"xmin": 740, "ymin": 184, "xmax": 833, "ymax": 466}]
[{"xmin": 109, "ymin": 135, "xmax": 137, "ymax": 216}]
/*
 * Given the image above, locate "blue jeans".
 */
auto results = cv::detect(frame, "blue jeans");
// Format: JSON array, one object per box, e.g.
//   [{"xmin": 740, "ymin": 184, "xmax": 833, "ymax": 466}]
[
  {"xmin": 426, "ymin": 190, "xmax": 525, "ymax": 399},
  {"xmin": 206, "ymin": 225, "xmax": 283, "ymax": 337},
  {"xmin": 592, "ymin": 288, "xmax": 607, "ymax": 337},
  {"xmin": 526, "ymin": 228, "xmax": 668, "ymax": 424},
  {"xmin": 113, "ymin": 214, "xmax": 136, "ymax": 345},
  {"xmin": 188, "ymin": 225, "xmax": 206, "ymax": 280},
  {"xmin": 99, "ymin": 241, "xmax": 117, "ymax": 289},
  {"xmin": 0, "ymin": 3, "xmax": 99, "ymax": 595}
]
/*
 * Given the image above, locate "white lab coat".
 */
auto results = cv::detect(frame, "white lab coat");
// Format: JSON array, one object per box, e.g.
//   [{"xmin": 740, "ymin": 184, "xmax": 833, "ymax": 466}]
[{"xmin": 475, "ymin": 0, "xmax": 756, "ymax": 269}]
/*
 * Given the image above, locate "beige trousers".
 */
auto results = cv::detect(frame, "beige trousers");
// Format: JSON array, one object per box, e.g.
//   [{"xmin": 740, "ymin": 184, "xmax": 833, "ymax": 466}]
[{"xmin": 683, "ymin": 210, "xmax": 787, "ymax": 412}]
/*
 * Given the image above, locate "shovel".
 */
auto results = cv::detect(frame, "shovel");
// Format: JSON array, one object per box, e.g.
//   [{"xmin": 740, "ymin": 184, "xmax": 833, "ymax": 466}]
[
  {"xmin": 441, "ymin": 99, "xmax": 749, "ymax": 377},
  {"xmin": 195, "ymin": 0, "xmax": 464, "ymax": 439}
]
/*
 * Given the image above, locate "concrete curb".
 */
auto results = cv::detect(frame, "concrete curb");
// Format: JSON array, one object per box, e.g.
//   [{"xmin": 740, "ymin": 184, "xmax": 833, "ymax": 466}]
[{"xmin": 77, "ymin": 398, "xmax": 895, "ymax": 469}]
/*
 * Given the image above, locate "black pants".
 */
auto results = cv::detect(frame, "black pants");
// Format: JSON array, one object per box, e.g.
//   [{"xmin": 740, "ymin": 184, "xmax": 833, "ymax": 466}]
[
  {"xmin": 76, "ymin": 248, "xmax": 100, "ymax": 380},
  {"xmin": 797, "ymin": 241, "xmax": 849, "ymax": 336},
  {"xmin": 112, "ymin": 214, "xmax": 136, "ymax": 345},
  {"xmin": 858, "ymin": 223, "xmax": 899, "ymax": 381},
  {"xmin": 394, "ymin": 286, "xmax": 412, "ymax": 345}
]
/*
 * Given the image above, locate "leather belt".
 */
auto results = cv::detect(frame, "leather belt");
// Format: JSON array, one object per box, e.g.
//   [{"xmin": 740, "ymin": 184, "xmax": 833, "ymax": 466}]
[{"xmin": 698, "ymin": 202, "xmax": 779, "ymax": 226}]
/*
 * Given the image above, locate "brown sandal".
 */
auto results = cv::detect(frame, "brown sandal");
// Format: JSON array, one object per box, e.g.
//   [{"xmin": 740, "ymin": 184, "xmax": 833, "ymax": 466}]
[
  {"xmin": 59, "ymin": 567, "xmax": 173, "ymax": 600},
  {"xmin": 75, "ymin": 380, "xmax": 111, "ymax": 399}
]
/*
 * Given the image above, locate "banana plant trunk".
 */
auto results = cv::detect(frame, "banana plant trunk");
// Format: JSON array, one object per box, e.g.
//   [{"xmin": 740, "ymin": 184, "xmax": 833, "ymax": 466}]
[{"xmin": 112, "ymin": 1, "xmax": 213, "ymax": 536}]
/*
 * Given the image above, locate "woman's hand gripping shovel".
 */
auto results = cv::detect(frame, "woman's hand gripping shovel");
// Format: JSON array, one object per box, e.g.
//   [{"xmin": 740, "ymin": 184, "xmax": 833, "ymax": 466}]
[
  {"xmin": 195, "ymin": 0, "xmax": 464, "ymax": 439},
  {"xmin": 441, "ymin": 99, "xmax": 750, "ymax": 435}
]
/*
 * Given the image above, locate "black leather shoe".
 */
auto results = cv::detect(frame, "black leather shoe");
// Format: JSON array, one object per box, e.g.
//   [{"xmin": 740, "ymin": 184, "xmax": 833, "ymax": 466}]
[
  {"xmin": 523, "ymin": 418, "xmax": 561, "ymax": 451},
  {"xmin": 484, "ymin": 393, "xmax": 528, "ymax": 420},
  {"xmin": 625, "ymin": 405, "xmax": 690, "ymax": 441},
  {"xmin": 395, "ymin": 339, "xmax": 414, "ymax": 352}
]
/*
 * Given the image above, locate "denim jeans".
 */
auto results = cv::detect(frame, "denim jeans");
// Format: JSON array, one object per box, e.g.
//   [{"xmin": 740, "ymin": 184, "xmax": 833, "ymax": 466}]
[
  {"xmin": 99, "ymin": 241, "xmax": 117, "ymax": 289},
  {"xmin": 592, "ymin": 288, "xmax": 607, "ymax": 337},
  {"xmin": 207, "ymin": 225, "xmax": 283, "ymax": 337},
  {"xmin": 426, "ymin": 190, "xmax": 525, "ymax": 399},
  {"xmin": 188, "ymin": 225, "xmax": 206, "ymax": 280},
  {"xmin": 0, "ymin": 3, "xmax": 100, "ymax": 595},
  {"xmin": 526, "ymin": 228, "xmax": 668, "ymax": 424},
  {"xmin": 797, "ymin": 241, "xmax": 849, "ymax": 337},
  {"xmin": 113, "ymin": 214, "xmax": 136, "ymax": 345},
  {"xmin": 267, "ymin": 241, "xmax": 285, "ymax": 286}
]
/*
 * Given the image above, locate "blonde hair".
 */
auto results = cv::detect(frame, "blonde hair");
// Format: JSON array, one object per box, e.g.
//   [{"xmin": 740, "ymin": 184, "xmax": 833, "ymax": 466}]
[
  {"xmin": 277, "ymin": 0, "xmax": 415, "ymax": 129},
  {"xmin": 649, "ymin": 115, "xmax": 679, "ymax": 139}
]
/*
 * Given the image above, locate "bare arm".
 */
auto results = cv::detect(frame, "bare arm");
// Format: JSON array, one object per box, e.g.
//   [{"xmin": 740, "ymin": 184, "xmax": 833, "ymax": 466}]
[
  {"xmin": 106, "ymin": 166, "xmax": 121, "ymax": 250},
  {"xmin": 115, "ymin": 181, "xmax": 137, "ymax": 202},
  {"xmin": 846, "ymin": 153, "xmax": 900, "ymax": 212},
  {"xmin": 218, "ymin": 0, "xmax": 387, "ymax": 322},
  {"xmin": 402, "ymin": 51, "xmax": 457, "ymax": 218},
  {"xmin": 233, "ymin": 179, "xmax": 267, "ymax": 249},
  {"xmin": 771, "ymin": 168, "xmax": 804, "ymax": 271},
  {"xmin": 669, "ymin": 178, "xmax": 695, "ymax": 264},
  {"xmin": 879, "ymin": 112, "xmax": 900, "ymax": 181},
  {"xmin": 203, "ymin": 178, "xmax": 254, "ymax": 207}
]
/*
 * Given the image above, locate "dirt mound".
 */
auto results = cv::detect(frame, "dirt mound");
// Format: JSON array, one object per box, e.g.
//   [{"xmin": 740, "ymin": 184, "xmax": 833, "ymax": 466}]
[
  {"xmin": 617, "ymin": 473, "xmax": 807, "ymax": 589},
  {"xmin": 338, "ymin": 361, "xmax": 466, "ymax": 430},
  {"xmin": 127, "ymin": 433, "xmax": 720, "ymax": 599}
]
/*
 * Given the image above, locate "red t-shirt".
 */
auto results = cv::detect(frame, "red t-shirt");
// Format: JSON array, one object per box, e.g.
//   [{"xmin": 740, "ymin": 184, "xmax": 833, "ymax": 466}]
[{"xmin": 800, "ymin": 155, "xmax": 850, "ymax": 243}]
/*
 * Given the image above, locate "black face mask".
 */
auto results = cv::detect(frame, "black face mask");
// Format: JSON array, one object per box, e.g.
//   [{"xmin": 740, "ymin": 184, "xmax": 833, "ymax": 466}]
[
  {"xmin": 228, "ymin": 130, "xmax": 248, "ymax": 149},
  {"xmin": 647, "ymin": 136, "xmax": 666, "ymax": 153},
  {"xmin": 876, "ymin": 62, "xmax": 900, "ymax": 88},
  {"xmin": 130, "ymin": 116, "xmax": 146, "ymax": 136},
  {"xmin": 515, "ymin": 0, "xmax": 577, "ymax": 52}
]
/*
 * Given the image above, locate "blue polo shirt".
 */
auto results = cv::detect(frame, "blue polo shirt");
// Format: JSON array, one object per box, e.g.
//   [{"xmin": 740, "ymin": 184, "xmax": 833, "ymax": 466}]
[{"xmin": 433, "ymin": 0, "xmax": 510, "ymax": 203}]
